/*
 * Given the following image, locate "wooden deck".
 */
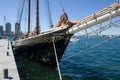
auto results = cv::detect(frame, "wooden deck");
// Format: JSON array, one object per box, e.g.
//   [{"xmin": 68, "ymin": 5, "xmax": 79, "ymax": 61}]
[{"xmin": 0, "ymin": 39, "xmax": 20, "ymax": 80}]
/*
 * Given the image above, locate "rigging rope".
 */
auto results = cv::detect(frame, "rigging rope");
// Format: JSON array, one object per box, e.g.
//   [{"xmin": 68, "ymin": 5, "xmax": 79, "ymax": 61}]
[
  {"xmin": 63, "ymin": 19, "xmax": 120, "ymax": 61},
  {"xmin": 54, "ymin": 0, "xmax": 65, "ymax": 13},
  {"xmin": 97, "ymin": 24, "xmax": 102, "ymax": 35},
  {"xmin": 81, "ymin": 19, "xmax": 120, "ymax": 36},
  {"xmin": 17, "ymin": 0, "xmax": 25, "ymax": 24},
  {"xmin": 52, "ymin": 37, "xmax": 62, "ymax": 80},
  {"xmin": 84, "ymin": 29, "xmax": 89, "ymax": 48},
  {"xmin": 61, "ymin": 36, "xmax": 117, "ymax": 61},
  {"xmin": 59, "ymin": 0, "xmax": 64, "ymax": 10}
]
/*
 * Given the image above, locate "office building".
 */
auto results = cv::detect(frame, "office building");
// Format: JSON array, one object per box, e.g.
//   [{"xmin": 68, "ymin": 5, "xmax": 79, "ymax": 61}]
[
  {"xmin": 5, "ymin": 22, "xmax": 11, "ymax": 33},
  {"xmin": 0, "ymin": 25, "xmax": 3, "ymax": 35},
  {"xmin": 15, "ymin": 23, "xmax": 20, "ymax": 34}
]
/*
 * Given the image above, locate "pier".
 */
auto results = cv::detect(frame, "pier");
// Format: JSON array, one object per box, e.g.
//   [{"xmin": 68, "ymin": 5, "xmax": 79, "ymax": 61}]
[{"xmin": 0, "ymin": 39, "xmax": 20, "ymax": 80}]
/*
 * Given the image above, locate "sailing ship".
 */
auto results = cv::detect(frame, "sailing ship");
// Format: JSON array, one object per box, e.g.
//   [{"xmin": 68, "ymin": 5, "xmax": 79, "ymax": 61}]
[
  {"xmin": 12, "ymin": 0, "xmax": 77, "ymax": 67},
  {"xmin": 12, "ymin": 0, "xmax": 120, "ymax": 67}
]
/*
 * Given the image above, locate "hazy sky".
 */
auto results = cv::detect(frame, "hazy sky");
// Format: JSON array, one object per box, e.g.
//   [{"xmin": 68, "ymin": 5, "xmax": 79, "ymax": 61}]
[{"xmin": 0, "ymin": 0, "xmax": 119, "ymax": 35}]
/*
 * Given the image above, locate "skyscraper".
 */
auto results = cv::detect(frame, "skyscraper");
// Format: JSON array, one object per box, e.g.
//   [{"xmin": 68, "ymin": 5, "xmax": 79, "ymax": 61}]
[
  {"xmin": 15, "ymin": 23, "xmax": 20, "ymax": 34},
  {"xmin": 0, "ymin": 25, "xmax": 3, "ymax": 35},
  {"xmin": 5, "ymin": 22, "xmax": 11, "ymax": 33},
  {"xmin": 0, "ymin": 25, "xmax": 3, "ymax": 39}
]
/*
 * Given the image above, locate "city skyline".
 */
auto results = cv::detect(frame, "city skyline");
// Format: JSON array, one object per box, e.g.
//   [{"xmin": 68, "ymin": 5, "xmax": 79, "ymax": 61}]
[
  {"xmin": 0, "ymin": 22, "xmax": 14, "ymax": 39},
  {"xmin": 0, "ymin": 22, "xmax": 12, "ymax": 32}
]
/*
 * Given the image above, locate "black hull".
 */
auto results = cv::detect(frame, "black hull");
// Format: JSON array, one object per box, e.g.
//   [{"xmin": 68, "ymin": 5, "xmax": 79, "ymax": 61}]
[{"xmin": 12, "ymin": 28, "xmax": 73, "ymax": 67}]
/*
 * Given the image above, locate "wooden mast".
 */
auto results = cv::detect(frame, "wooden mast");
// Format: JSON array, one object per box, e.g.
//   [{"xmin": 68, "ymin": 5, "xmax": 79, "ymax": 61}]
[
  {"xmin": 35, "ymin": 0, "xmax": 40, "ymax": 34},
  {"xmin": 28, "ymin": 0, "xmax": 30, "ymax": 34}
]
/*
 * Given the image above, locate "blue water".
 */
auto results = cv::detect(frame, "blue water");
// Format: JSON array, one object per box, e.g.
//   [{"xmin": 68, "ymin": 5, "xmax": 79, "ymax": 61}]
[{"xmin": 60, "ymin": 36, "xmax": 120, "ymax": 80}]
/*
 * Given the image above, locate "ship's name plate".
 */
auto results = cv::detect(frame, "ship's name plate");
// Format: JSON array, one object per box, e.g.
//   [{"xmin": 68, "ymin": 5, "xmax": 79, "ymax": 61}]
[{"xmin": 34, "ymin": 36, "xmax": 64, "ymax": 43}]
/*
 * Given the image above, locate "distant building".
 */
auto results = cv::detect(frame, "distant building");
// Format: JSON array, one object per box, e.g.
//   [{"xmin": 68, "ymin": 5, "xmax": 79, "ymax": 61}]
[
  {"xmin": 5, "ymin": 22, "xmax": 11, "ymax": 33},
  {"xmin": 15, "ymin": 23, "xmax": 20, "ymax": 34},
  {"xmin": 0, "ymin": 25, "xmax": 3, "ymax": 35},
  {"xmin": 0, "ymin": 33, "xmax": 1, "ymax": 39},
  {"xmin": 2, "ymin": 22, "xmax": 14, "ymax": 39},
  {"xmin": 15, "ymin": 23, "xmax": 21, "ymax": 38}
]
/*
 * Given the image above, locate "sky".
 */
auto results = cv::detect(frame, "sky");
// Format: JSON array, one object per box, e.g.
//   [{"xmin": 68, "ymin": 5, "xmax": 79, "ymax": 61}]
[{"xmin": 0, "ymin": 0, "xmax": 119, "ymax": 35}]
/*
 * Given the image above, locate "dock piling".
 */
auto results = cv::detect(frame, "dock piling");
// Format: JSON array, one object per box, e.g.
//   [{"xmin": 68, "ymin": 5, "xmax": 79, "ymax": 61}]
[{"xmin": 4, "ymin": 68, "xmax": 8, "ymax": 79}]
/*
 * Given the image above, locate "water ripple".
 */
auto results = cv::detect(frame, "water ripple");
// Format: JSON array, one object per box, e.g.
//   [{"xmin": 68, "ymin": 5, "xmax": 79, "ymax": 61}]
[{"xmin": 61, "ymin": 37, "xmax": 120, "ymax": 80}]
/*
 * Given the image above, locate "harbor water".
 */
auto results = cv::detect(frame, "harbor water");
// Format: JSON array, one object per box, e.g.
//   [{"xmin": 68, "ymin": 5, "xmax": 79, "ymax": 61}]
[
  {"xmin": 15, "ymin": 36, "xmax": 120, "ymax": 80},
  {"xmin": 60, "ymin": 36, "xmax": 120, "ymax": 80}
]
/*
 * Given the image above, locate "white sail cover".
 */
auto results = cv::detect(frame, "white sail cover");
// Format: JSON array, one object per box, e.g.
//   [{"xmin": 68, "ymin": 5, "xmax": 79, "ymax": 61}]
[{"xmin": 68, "ymin": 2, "xmax": 120, "ymax": 34}]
